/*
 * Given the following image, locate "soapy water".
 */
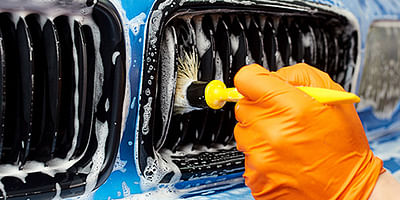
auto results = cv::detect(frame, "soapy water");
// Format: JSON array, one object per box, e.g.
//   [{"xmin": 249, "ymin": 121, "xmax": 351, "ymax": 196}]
[
  {"xmin": 117, "ymin": 184, "xmax": 254, "ymax": 200},
  {"xmin": 358, "ymin": 21, "xmax": 400, "ymax": 118},
  {"xmin": 113, "ymin": 151, "xmax": 128, "ymax": 173},
  {"xmin": 0, "ymin": 0, "xmax": 94, "ymax": 17},
  {"xmin": 139, "ymin": 149, "xmax": 182, "ymax": 191}
]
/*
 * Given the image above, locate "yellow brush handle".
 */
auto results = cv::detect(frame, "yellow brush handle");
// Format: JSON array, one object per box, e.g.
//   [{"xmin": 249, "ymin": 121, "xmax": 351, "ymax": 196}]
[
  {"xmin": 296, "ymin": 86, "xmax": 360, "ymax": 104},
  {"xmin": 205, "ymin": 80, "xmax": 360, "ymax": 110}
]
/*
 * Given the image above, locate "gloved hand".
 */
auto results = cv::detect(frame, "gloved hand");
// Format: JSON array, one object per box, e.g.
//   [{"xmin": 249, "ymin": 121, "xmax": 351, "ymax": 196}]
[{"xmin": 233, "ymin": 63, "xmax": 384, "ymax": 200}]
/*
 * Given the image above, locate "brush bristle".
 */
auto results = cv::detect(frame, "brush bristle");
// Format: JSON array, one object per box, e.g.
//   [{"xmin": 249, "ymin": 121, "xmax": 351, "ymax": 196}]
[{"xmin": 173, "ymin": 50, "xmax": 202, "ymax": 115}]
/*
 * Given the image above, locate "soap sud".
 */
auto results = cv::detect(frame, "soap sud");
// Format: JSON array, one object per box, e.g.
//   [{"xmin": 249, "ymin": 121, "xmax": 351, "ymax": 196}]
[
  {"xmin": 53, "ymin": 183, "xmax": 62, "ymax": 200},
  {"xmin": 112, "ymin": 151, "xmax": 127, "ymax": 173},
  {"xmin": 158, "ymin": 0, "xmax": 175, "ymax": 10},
  {"xmin": 169, "ymin": 142, "xmax": 237, "ymax": 156},
  {"xmin": 230, "ymin": 34, "xmax": 239, "ymax": 56},
  {"xmin": 214, "ymin": 52, "xmax": 224, "ymax": 81},
  {"xmin": 222, "ymin": 0, "xmax": 255, "ymax": 6},
  {"xmin": 129, "ymin": 12, "xmax": 146, "ymax": 36},
  {"xmin": 80, "ymin": 120, "xmax": 109, "ymax": 199},
  {"xmin": 142, "ymin": 97, "xmax": 153, "ymax": 136},
  {"xmin": 122, "ymin": 181, "xmax": 131, "ymax": 197},
  {"xmin": 194, "ymin": 16, "xmax": 211, "ymax": 57},
  {"xmin": 0, "ymin": 0, "xmax": 95, "ymax": 17},
  {"xmin": 149, "ymin": 10, "xmax": 162, "ymax": 47},
  {"xmin": 119, "ymin": 186, "xmax": 183, "ymax": 200},
  {"xmin": 302, "ymin": 32, "xmax": 312, "ymax": 48},
  {"xmin": 159, "ymin": 26, "xmax": 178, "ymax": 146},
  {"xmin": 140, "ymin": 151, "xmax": 181, "ymax": 191}
]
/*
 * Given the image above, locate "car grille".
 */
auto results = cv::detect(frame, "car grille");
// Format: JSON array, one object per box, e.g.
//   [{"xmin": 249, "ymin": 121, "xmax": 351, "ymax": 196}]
[
  {"xmin": 0, "ymin": 1, "xmax": 125, "ymax": 199},
  {"xmin": 139, "ymin": 1, "xmax": 359, "ymax": 190}
]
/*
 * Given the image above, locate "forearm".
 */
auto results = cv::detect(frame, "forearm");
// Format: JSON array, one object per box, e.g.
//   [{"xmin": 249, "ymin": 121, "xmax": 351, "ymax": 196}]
[{"xmin": 369, "ymin": 171, "xmax": 400, "ymax": 200}]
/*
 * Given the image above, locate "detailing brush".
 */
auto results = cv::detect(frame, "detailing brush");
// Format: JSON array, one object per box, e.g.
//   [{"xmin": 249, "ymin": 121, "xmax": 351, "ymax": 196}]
[{"xmin": 173, "ymin": 51, "xmax": 360, "ymax": 115}]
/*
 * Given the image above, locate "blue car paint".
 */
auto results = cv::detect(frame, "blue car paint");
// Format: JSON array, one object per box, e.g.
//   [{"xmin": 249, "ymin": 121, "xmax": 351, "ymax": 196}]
[{"xmin": 92, "ymin": 0, "xmax": 400, "ymax": 199}]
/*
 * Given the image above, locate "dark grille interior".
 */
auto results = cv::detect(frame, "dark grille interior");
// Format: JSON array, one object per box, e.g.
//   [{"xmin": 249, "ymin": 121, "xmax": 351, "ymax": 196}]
[
  {"xmin": 0, "ymin": 14, "xmax": 94, "ymax": 165},
  {"xmin": 0, "ymin": 1, "xmax": 125, "ymax": 199},
  {"xmin": 157, "ymin": 14, "xmax": 358, "ymax": 155},
  {"xmin": 138, "ymin": 2, "xmax": 359, "ymax": 190}
]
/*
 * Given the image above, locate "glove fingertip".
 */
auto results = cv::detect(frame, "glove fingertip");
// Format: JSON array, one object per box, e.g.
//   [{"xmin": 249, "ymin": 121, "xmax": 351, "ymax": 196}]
[{"xmin": 234, "ymin": 63, "xmax": 271, "ymax": 98}]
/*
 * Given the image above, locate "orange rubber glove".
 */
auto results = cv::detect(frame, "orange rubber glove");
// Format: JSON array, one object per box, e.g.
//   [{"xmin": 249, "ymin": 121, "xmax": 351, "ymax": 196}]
[{"xmin": 233, "ymin": 63, "xmax": 384, "ymax": 200}]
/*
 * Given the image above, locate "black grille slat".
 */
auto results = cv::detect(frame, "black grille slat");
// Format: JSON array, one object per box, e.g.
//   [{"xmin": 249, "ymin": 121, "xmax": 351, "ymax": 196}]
[
  {"xmin": 155, "ymin": 26, "xmax": 178, "ymax": 150},
  {"xmin": 53, "ymin": 16, "xmax": 75, "ymax": 159},
  {"xmin": 231, "ymin": 16, "xmax": 247, "ymax": 74},
  {"xmin": 215, "ymin": 18, "xmax": 232, "ymax": 85},
  {"xmin": 327, "ymin": 32, "xmax": 339, "ymax": 80},
  {"xmin": 16, "ymin": 17, "xmax": 34, "ymax": 167},
  {"xmin": 2, "ymin": 14, "xmax": 19, "ymax": 164},
  {"xmin": 25, "ymin": 15, "xmax": 48, "ymax": 162},
  {"xmin": 214, "ymin": 17, "xmax": 235, "ymax": 144},
  {"xmin": 277, "ymin": 19, "xmax": 292, "ymax": 67},
  {"xmin": 263, "ymin": 19, "xmax": 278, "ymax": 70},
  {"xmin": 77, "ymin": 24, "xmax": 95, "ymax": 159},
  {"xmin": 245, "ymin": 16, "xmax": 264, "ymax": 65},
  {"xmin": 72, "ymin": 21, "xmax": 89, "ymax": 159},
  {"xmin": 302, "ymin": 24, "xmax": 317, "ymax": 66},
  {"xmin": 314, "ymin": 26, "xmax": 329, "ymax": 71},
  {"xmin": 198, "ymin": 16, "xmax": 215, "ymax": 81},
  {"xmin": 0, "ymin": 27, "xmax": 5, "ymax": 161},
  {"xmin": 289, "ymin": 21, "xmax": 304, "ymax": 63},
  {"xmin": 41, "ymin": 19, "xmax": 62, "ymax": 162},
  {"xmin": 191, "ymin": 16, "xmax": 213, "ymax": 146}
]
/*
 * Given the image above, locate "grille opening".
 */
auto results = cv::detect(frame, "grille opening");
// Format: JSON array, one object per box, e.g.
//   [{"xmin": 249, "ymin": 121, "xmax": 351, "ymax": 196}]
[
  {"xmin": 153, "ymin": 13, "xmax": 357, "ymax": 180},
  {"xmin": 0, "ymin": 1, "xmax": 125, "ymax": 199},
  {"xmin": 138, "ymin": 2, "xmax": 358, "ymax": 191}
]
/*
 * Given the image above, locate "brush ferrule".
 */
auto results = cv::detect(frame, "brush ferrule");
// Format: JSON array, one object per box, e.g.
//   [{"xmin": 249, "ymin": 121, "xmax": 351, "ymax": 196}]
[{"xmin": 186, "ymin": 81, "xmax": 209, "ymax": 108}]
